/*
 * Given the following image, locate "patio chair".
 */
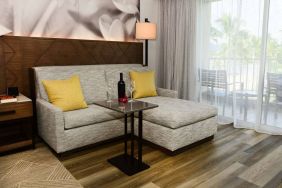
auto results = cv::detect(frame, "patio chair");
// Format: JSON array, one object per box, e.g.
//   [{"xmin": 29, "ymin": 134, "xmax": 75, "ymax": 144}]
[
  {"xmin": 264, "ymin": 73, "xmax": 282, "ymax": 122},
  {"xmin": 200, "ymin": 69, "xmax": 229, "ymax": 115},
  {"xmin": 200, "ymin": 69, "xmax": 246, "ymax": 117},
  {"xmin": 274, "ymin": 85, "xmax": 282, "ymax": 120}
]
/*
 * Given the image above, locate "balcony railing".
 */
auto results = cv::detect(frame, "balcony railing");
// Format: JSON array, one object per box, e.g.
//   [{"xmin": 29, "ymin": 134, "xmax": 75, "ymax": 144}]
[{"xmin": 208, "ymin": 57, "xmax": 282, "ymax": 91}]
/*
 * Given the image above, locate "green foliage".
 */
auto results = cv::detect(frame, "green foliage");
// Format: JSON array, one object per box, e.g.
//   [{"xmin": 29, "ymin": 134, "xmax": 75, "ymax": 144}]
[{"xmin": 210, "ymin": 14, "xmax": 282, "ymax": 67}]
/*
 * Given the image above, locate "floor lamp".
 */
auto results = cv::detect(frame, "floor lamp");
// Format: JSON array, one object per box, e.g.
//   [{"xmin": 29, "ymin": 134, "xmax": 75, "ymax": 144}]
[{"xmin": 136, "ymin": 18, "xmax": 157, "ymax": 67}]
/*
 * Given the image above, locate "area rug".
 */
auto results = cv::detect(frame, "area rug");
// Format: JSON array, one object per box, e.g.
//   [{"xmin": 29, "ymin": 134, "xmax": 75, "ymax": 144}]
[{"xmin": 0, "ymin": 143, "xmax": 82, "ymax": 188}]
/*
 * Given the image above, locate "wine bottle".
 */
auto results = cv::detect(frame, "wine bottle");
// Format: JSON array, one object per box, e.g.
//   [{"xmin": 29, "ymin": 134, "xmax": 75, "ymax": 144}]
[{"xmin": 118, "ymin": 73, "xmax": 126, "ymax": 101}]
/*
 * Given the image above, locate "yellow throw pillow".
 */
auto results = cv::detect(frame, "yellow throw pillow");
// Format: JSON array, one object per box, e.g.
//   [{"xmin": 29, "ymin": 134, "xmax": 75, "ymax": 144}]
[
  {"xmin": 129, "ymin": 71, "xmax": 158, "ymax": 99},
  {"xmin": 42, "ymin": 75, "xmax": 88, "ymax": 111}
]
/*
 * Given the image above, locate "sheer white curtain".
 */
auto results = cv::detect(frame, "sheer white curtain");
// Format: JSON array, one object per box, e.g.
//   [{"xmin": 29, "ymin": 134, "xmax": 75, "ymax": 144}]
[{"xmin": 197, "ymin": 0, "xmax": 282, "ymax": 135}]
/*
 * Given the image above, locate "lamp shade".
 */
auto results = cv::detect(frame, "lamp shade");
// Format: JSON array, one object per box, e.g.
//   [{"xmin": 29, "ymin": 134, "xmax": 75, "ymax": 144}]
[
  {"xmin": 136, "ymin": 22, "xmax": 157, "ymax": 40},
  {"xmin": 0, "ymin": 25, "xmax": 12, "ymax": 36}
]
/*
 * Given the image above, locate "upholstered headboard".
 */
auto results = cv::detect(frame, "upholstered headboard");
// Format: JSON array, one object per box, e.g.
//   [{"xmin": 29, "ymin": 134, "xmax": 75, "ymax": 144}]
[{"xmin": 0, "ymin": 36, "xmax": 143, "ymax": 97}]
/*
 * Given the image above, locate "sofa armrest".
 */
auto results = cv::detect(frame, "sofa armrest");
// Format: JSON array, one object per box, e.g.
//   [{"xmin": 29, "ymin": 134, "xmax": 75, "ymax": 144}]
[
  {"xmin": 36, "ymin": 98, "xmax": 64, "ymax": 151},
  {"xmin": 157, "ymin": 88, "xmax": 178, "ymax": 98}
]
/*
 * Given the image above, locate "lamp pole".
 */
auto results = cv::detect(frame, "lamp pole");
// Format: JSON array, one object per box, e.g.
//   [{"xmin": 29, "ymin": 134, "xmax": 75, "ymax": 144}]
[{"xmin": 144, "ymin": 18, "xmax": 149, "ymax": 67}]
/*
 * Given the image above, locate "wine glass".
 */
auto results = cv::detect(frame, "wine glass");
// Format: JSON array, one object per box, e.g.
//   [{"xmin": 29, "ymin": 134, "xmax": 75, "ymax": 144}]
[
  {"xmin": 128, "ymin": 80, "xmax": 135, "ymax": 103},
  {"xmin": 106, "ymin": 81, "xmax": 114, "ymax": 103}
]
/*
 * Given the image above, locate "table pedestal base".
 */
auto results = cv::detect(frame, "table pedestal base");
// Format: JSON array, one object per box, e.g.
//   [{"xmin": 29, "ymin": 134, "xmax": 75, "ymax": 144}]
[{"xmin": 108, "ymin": 154, "xmax": 150, "ymax": 176}]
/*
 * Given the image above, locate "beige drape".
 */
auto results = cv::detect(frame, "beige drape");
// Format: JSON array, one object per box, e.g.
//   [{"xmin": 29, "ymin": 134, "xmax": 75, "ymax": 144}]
[{"xmin": 156, "ymin": 0, "xmax": 197, "ymax": 100}]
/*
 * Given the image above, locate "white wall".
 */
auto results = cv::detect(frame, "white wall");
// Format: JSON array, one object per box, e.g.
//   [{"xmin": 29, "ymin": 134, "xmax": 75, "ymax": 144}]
[{"xmin": 140, "ymin": 0, "xmax": 159, "ymax": 70}]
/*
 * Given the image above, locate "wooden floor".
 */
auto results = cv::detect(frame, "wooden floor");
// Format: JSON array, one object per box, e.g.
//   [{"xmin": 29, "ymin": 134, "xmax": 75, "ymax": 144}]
[{"xmin": 60, "ymin": 124, "xmax": 282, "ymax": 188}]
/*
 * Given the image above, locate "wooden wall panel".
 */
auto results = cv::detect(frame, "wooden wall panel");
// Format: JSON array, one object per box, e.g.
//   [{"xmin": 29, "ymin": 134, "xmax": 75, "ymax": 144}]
[{"xmin": 0, "ymin": 36, "xmax": 143, "ymax": 97}]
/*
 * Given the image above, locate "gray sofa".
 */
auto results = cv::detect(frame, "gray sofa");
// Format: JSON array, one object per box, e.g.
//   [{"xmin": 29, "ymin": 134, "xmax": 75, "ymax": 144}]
[{"xmin": 34, "ymin": 64, "xmax": 217, "ymax": 154}]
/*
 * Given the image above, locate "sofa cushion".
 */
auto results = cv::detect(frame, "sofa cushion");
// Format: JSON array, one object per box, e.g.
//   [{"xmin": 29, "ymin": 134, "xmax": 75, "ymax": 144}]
[
  {"xmin": 42, "ymin": 75, "xmax": 88, "ymax": 111},
  {"xmin": 130, "ymin": 71, "xmax": 158, "ymax": 99},
  {"xmin": 138, "ymin": 97, "xmax": 217, "ymax": 129},
  {"xmin": 64, "ymin": 104, "xmax": 123, "ymax": 129},
  {"xmin": 35, "ymin": 67, "xmax": 108, "ymax": 104}
]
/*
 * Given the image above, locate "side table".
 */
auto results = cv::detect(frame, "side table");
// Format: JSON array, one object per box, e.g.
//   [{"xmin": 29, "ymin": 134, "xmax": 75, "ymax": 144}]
[
  {"xmin": 0, "ymin": 94, "xmax": 34, "ymax": 155},
  {"xmin": 94, "ymin": 100, "xmax": 158, "ymax": 176}
]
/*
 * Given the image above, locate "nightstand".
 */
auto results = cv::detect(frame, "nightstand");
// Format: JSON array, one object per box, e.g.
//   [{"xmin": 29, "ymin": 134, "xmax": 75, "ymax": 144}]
[{"xmin": 0, "ymin": 94, "xmax": 34, "ymax": 155}]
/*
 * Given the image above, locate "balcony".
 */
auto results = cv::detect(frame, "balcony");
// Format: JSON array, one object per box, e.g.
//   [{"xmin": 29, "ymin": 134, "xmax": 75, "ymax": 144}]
[{"xmin": 200, "ymin": 58, "xmax": 282, "ymax": 128}]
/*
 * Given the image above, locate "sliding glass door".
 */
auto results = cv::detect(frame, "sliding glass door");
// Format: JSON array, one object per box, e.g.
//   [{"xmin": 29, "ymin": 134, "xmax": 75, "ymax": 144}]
[{"xmin": 197, "ymin": 0, "xmax": 282, "ymax": 134}]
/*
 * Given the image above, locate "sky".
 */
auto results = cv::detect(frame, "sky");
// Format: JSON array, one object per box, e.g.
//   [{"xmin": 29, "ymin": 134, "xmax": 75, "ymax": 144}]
[{"xmin": 211, "ymin": 0, "xmax": 282, "ymax": 42}]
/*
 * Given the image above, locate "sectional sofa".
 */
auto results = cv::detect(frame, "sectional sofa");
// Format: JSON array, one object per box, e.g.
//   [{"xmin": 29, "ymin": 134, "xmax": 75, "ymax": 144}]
[{"xmin": 33, "ymin": 64, "xmax": 218, "ymax": 154}]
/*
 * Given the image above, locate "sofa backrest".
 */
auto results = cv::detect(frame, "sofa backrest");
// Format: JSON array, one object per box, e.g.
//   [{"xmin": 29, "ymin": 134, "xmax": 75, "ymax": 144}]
[
  {"xmin": 105, "ymin": 65, "xmax": 149, "ymax": 97},
  {"xmin": 34, "ymin": 64, "xmax": 149, "ymax": 104}
]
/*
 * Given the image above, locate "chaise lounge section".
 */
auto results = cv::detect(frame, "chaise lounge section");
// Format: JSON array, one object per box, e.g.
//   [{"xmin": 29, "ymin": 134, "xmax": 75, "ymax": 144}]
[
  {"xmin": 34, "ymin": 64, "xmax": 217, "ymax": 154},
  {"xmin": 139, "ymin": 96, "xmax": 217, "ymax": 154}
]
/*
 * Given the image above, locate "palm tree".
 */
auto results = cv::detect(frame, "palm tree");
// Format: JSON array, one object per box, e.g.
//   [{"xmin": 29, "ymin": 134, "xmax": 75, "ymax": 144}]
[
  {"xmin": 211, "ymin": 14, "xmax": 260, "ymax": 61},
  {"xmin": 211, "ymin": 14, "xmax": 282, "ymax": 72}
]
